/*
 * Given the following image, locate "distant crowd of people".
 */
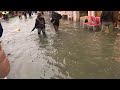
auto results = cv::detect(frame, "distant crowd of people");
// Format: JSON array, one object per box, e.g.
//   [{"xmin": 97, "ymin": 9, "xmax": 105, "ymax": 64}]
[
  {"xmin": 1, "ymin": 11, "xmax": 42, "ymax": 21},
  {"xmin": 18, "ymin": 11, "xmax": 35, "ymax": 19}
]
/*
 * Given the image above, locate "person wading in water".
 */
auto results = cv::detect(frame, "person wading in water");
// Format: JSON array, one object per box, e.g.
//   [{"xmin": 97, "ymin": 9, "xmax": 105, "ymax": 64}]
[
  {"xmin": 50, "ymin": 11, "xmax": 62, "ymax": 32},
  {"xmin": 32, "ymin": 13, "xmax": 46, "ymax": 37}
]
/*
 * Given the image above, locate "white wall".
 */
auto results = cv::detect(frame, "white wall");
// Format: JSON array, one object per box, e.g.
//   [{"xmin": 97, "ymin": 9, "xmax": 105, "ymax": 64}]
[{"xmin": 88, "ymin": 11, "xmax": 95, "ymax": 16}]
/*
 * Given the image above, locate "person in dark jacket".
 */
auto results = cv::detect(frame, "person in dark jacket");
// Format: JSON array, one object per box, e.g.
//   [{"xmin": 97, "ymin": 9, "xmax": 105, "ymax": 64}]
[
  {"xmin": 32, "ymin": 13, "xmax": 46, "ymax": 36},
  {"xmin": 18, "ymin": 11, "xmax": 22, "ymax": 19},
  {"xmin": 28, "ymin": 11, "xmax": 32, "ymax": 18},
  {"xmin": 23, "ymin": 11, "xmax": 27, "ymax": 19},
  {"xmin": 50, "ymin": 11, "xmax": 62, "ymax": 32},
  {"xmin": 0, "ymin": 23, "xmax": 3, "ymax": 38},
  {"xmin": 100, "ymin": 11, "xmax": 115, "ymax": 32}
]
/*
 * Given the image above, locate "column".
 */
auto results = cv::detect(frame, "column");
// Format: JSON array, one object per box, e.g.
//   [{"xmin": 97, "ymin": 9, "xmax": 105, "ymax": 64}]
[
  {"xmin": 91, "ymin": 11, "xmax": 95, "ymax": 16},
  {"xmin": 68, "ymin": 11, "xmax": 71, "ymax": 19},
  {"xmin": 88, "ymin": 11, "xmax": 91, "ymax": 16},
  {"xmin": 88, "ymin": 11, "xmax": 95, "ymax": 16},
  {"xmin": 73, "ymin": 11, "xmax": 80, "ymax": 21}
]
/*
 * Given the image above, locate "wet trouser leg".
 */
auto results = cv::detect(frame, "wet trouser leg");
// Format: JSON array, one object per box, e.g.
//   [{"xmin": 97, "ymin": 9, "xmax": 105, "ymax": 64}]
[
  {"xmin": 108, "ymin": 22, "xmax": 113, "ymax": 32},
  {"xmin": 6, "ymin": 15, "xmax": 8, "ymax": 21},
  {"xmin": 101, "ymin": 23, "xmax": 106, "ymax": 32},
  {"xmin": 53, "ymin": 25, "xmax": 59, "ymax": 32},
  {"xmin": 37, "ymin": 28, "xmax": 41, "ymax": 35},
  {"xmin": 24, "ymin": 13, "xmax": 27, "ymax": 19},
  {"xmin": 101, "ymin": 22, "xmax": 113, "ymax": 32},
  {"xmin": 0, "ymin": 32, "xmax": 3, "ymax": 38},
  {"xmin": 19, "ymin": 15, "xmax": 22, "ymax": 19},
  {"xmin": 29, "ymin": 13, "xmax": 31, "ymax": 17},
  {"xmin": 3, "ymin": 15, "xmax": 5, "ymax": 20},
  {"xmin": 41, "ymin": 28, "xmax": 46, "ymax": 36},
  {"xmin": 38, "ymin": 28, "xmax": 46, "ymax": 36}
]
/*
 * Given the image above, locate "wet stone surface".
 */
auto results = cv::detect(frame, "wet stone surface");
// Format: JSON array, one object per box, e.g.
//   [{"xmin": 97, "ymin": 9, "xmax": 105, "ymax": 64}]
[{"xmin": 1, "ymin": 13, "xmax": 120, "ymax": 79}]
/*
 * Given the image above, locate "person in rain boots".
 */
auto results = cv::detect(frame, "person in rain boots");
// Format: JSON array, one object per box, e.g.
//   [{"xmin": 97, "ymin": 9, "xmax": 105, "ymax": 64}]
[{"xmin": 32, "ymin": 13, "xmax": 46, "ymax": 36}]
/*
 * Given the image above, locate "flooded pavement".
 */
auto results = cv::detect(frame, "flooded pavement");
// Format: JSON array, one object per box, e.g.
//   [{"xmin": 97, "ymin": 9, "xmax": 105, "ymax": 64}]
[{"xmin": 1, "ymin": 13, "xmax": 120, "ymax": 79}]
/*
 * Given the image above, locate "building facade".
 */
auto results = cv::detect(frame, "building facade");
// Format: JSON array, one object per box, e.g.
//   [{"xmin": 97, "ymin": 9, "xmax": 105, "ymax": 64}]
[
  {"xmin": 56, "ymin": 11, "xmax": 102, "ymax": 21},
  {"xmin": 55, "ymin": 11, "xmax": 119, "ymax": 22}
]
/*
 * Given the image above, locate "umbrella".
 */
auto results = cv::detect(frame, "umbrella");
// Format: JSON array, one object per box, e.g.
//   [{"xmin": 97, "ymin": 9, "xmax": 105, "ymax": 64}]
[
  {"xmin": 2, "ymin": 11, "xmax": 9, "ymax": 15},
  {"xmin": 51, "ymin": 12, "xmax": 62, "ymax": 20}
]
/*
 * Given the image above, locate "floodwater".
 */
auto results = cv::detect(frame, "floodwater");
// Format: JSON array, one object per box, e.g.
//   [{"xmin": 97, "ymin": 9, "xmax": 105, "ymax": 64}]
[{"xmin": 1, "ymin": 13, "xmax": 120, "ymax": 79}]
